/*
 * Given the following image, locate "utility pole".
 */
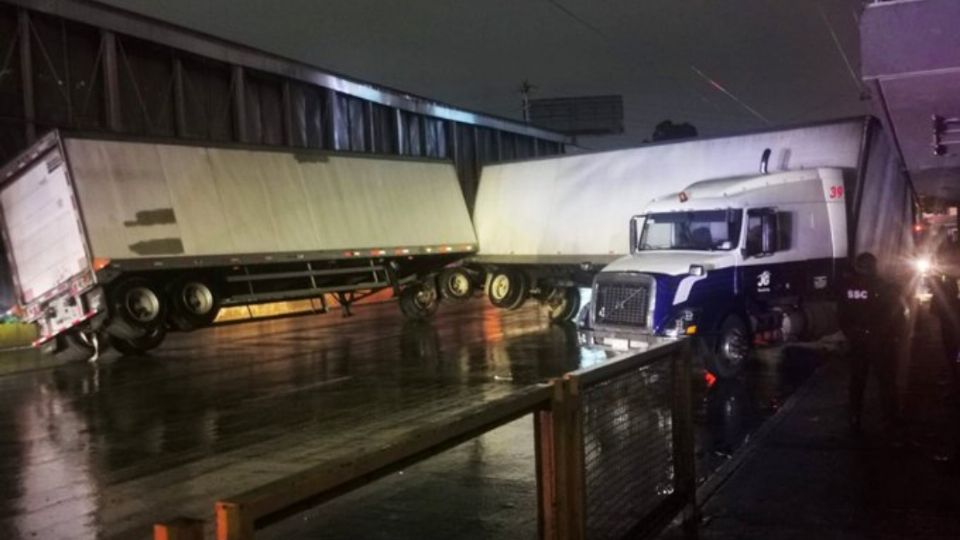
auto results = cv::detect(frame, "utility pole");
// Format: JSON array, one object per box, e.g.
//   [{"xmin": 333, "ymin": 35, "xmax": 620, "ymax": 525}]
[{"xmin": 518, "ymin": 80, "xmax": 536, "ymax": 123}]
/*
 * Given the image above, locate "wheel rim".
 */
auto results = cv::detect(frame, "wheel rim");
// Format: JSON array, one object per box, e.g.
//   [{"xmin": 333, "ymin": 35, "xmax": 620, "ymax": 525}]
[
  {"xmin": 415, "ymin": 290, "xmax": 430, "ymax": 308},
  {"xmin": 181, "ymin": 282, "xmax": 214, "ymax": 315},
  {"xmin": 448, "ymin": 273, "xmax": 470, "ymax": 297},
  {"xmin": 547, "ymin": 290, "xmax": 569, "ymax": 318},
  {"xmin": 412, "ymin": 287, "xmax": 436, "ymax": 310},
  {"xmin": 721, "ymin": 327, "xmax": 749, "ymax": 367},
  {"xmin": 490, "ymin": 274, "xmax": 511, "ymax": 301},
  {"xmin": 124, "ymin": 286, "xmax": 161, "ymax": 323}
]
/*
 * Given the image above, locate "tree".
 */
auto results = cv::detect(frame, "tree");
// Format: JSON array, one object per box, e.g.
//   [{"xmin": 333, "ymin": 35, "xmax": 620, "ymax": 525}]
[{"xmin": 651, "ymin": 120, "xmax": 698, "ymax": 142}]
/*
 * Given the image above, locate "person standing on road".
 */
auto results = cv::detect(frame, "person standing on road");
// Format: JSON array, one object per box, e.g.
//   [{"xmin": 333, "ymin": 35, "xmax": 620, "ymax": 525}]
[
  {"xmin": 931, "ymin": 236, "xmax": 960, "ymax": 389},
  {"xmin": 839, "ymin": 252, "xmax": 905, "ymax": 432},
  {"xmin": 931, "ymin": 270, "xmax": 960, "ymax": 388}
]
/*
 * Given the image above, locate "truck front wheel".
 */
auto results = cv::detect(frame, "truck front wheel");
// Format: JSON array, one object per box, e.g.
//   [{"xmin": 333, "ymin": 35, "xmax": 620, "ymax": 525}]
[{"xmin": 707, "ymin": 315, "xmax": 750, "ymax": 379}]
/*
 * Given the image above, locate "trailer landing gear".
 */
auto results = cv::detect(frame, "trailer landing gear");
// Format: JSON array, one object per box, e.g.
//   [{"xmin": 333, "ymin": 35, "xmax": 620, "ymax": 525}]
[{"xmin": 58, "ymin": 330, "xmax": 101, "ymax": 363}]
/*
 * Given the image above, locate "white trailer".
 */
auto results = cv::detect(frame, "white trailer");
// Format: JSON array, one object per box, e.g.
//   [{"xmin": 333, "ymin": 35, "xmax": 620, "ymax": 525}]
[
  {"xmin": 453, "ymin": 118, "xmax": 912, "ymax": 324},
  {"xmin": 0, "ymin": 131, "xmax": 477, "ymax": 356}
]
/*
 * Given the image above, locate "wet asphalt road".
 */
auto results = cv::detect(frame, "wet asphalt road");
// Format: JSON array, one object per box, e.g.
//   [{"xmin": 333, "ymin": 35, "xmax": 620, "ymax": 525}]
[{"xmin": 0, "ymin": 298, "xmax": 825, "ymax": 539}]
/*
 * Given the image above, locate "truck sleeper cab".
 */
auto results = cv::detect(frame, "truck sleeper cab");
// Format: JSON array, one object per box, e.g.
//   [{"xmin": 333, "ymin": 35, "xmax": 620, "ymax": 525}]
[{"xmin": 586, "ymin": 168, "xmax": 849, "ymax": 377}]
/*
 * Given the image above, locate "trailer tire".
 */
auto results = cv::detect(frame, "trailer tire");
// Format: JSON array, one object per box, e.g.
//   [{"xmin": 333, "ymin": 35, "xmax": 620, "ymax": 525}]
[
  {"xmin": 438, "ymin": 267, "xmax": 475, "ymax": 301},
  {"xmin": 487, "ymin": 270, "xmax": 528, "ymax": 310},
  {"xmin": 108, "ymin": 277, "xmax": 166, "ymax": 337},
  {"xmin": 169, "ymin": 279, "xmax": 220, "ymax": 330},
  {"xmin": 706, "ymin": 315, "xmax": 750, "ymax": 379},
  {"xmin": 399, "ymin": 284, "xmax": 439, "ymax": 321},
  {"xmin": 110, "ymin": 325, "xmax": 167, "ymax": 356},
  {"xmin": 545, "ymin": 287, "xmax": 581, "ymax": 323}
]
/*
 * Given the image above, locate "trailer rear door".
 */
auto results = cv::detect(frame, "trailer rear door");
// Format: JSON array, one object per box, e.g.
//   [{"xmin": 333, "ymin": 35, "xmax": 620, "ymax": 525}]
[{"xmin": 0, "ymin": 149, "xmax": 90, "ymax": 306}]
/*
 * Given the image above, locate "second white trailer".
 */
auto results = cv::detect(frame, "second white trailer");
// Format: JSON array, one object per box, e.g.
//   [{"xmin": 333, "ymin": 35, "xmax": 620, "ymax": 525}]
[{"xmin": 452, "ymin": 118, "xmax": 912, "ymax": 323}]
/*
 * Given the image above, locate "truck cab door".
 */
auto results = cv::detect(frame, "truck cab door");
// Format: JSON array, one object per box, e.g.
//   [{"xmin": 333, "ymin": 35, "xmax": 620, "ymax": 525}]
[{"xmin": 741, "ymin": 208, "xmax": 799, "ymax": 301}]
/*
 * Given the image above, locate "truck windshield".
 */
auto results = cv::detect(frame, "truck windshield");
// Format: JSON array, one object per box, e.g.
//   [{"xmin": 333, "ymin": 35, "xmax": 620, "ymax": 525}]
[{"xmin": 637, "ymin": 209, "xmax": 742, "ymax": 251}]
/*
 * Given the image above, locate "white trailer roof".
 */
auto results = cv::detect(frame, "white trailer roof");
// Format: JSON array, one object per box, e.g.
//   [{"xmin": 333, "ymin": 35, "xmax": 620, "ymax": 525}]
[
  {"xmin": 473, "ymin": 120, "xmax": 864, "ymax": 262},
  {"xmin": 63, "ymin": 138, "xmax": 477, "ymax": 261}
]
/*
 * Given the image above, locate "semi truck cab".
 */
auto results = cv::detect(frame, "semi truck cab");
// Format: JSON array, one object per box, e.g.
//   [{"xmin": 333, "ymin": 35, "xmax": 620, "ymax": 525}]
[{"xmin": 585, "ymin": 167, "xmax": 850, "ymax": 377}]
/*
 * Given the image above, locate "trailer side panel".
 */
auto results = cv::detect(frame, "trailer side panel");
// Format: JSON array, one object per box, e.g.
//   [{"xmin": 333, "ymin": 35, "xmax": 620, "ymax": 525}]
[
  {"xmin": 64, "ymin": 139, "xmax": 477, "ymax": 260},
  {"xmin": 473, "ymin": 121, "xmax": 865, "ymax": 262}
]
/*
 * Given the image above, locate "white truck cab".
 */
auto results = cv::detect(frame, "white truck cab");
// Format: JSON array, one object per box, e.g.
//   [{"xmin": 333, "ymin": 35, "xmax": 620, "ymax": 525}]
[{"xmin": 586, "ymin": 167, "xmax": 850, "ymax": 377}]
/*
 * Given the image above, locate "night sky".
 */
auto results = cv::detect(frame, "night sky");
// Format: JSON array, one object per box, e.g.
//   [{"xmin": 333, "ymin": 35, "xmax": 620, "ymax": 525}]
[{"xmin": 101, "ymin": 0, "xmax": 867, "ymax": 149}]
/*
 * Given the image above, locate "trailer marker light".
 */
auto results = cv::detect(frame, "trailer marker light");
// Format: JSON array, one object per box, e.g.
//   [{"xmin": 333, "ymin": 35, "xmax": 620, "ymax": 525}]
[
  {"xmin": 353, "ymin": 251, "xmax": 361, "ymax": 256},
  {"xmin": 426, "ymin": 247, "xmax": 434, "ymax": 253},
  {"xmin": 685, "ymin": 325, "xmax": 698, "ymax": 335},
  {"xmin": 92, "ymin": 258, "xmax": 111, "ymax": 271}
]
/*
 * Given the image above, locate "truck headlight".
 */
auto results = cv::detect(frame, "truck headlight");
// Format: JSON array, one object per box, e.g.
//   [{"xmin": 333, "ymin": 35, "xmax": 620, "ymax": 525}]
[{"xmin": 913, "ymin": 257, "xmax": 932, "ymax": 276}]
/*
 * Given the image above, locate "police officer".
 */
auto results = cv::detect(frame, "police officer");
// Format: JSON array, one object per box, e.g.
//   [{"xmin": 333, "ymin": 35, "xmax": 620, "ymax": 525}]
[{"xmin": 840, "ymin": 252, "xmax": 904, "ymax": 432}]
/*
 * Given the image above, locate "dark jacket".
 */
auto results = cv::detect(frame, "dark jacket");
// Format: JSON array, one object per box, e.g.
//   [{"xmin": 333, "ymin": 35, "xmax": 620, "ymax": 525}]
[{"xmin": 840, "ymin": 272, "xmax": 906, "ymax": 339}]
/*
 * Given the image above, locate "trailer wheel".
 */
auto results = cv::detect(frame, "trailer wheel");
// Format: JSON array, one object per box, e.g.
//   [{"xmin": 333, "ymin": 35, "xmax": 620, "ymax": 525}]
[
  {"xmin": 545, "ymin": 287, "xmax": 581, "ymax": 323},
  {"xmin": 487, "ymin": 270, "xmax": 528, "ymax": 310},
  {"xmin": 109, "ymin": 277, "xmax": 166, "ymax": 338},
  {"xmin": 399, "ymin": 284, "xmax": 439, "ymax": 321},
  {"xmin": 110, "ymin": 325, "xmax": 167, "ymax": 356},
  {"xmin": 438, "ymin": 267, "xmax": 475, "ymax": 301},
  {"xmin": 169, "ymin": 279, "xmax": 220, "ymax": 330},
  {"xmin": 707, "ymin": 315, "xmax": 750, "ymax": 379}
]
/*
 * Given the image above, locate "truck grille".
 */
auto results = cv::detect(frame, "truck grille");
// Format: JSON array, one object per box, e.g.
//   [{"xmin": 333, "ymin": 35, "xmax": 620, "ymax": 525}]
[{"xmin": 595, "ymin": 283, "xmax": 650, "ymax": 327}]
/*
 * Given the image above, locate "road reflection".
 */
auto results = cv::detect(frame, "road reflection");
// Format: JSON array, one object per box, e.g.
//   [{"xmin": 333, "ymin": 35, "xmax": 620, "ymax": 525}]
[{"xmin": 0, "ymin": 300, "xmax": 828, "ymax": 539}]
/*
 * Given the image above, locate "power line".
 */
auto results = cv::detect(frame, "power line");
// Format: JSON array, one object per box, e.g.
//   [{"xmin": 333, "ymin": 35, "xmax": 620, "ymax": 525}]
[
  {"xmin": 544, "ymin": 0, "xmax": 613, "ymax": 45},
  {"xmin": 543, "ymin": 0, "xmax": 771, "ymax": 127},
  {"xmin": 689, "ymin": 65, "xmax": 771, "ymax": 125},
  {"xmin": 818, "ymin": 4, "xmax": 865, "ymax": 98},
  {"xmin": 541, "ymin": 1, "xmax": 714, "ymax": 111}
]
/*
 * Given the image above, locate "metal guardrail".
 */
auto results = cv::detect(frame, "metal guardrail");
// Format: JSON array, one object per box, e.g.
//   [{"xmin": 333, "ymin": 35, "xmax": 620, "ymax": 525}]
[
  {"xmin": 546, "ymin": 339, "xmax": 697, "ymax": 540},
  {"xmin": 154, "ymin": 339, "xmax": 695, "ymax": 540}
]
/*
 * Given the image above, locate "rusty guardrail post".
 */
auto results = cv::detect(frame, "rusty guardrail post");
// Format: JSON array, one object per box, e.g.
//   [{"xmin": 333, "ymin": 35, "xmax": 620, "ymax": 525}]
[
  {"xmin": 153, "ymin": 517, "xmax": 204, "ymax": 540},
  {"xmin": 535, "ymin": 404, "xmax": 557, "ymax": 539},
  {"xmin": 216, "ymin": 501, "xmax": 255, "ymax": 540},
  {"xmin": 547, "ymin": 374, "xmax": 586, "ymax": 540},
  {"xmin": 670, "ymin": 341, "xmax": 699, "ymax": 537}
]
